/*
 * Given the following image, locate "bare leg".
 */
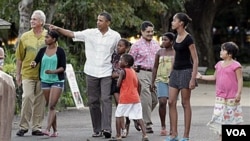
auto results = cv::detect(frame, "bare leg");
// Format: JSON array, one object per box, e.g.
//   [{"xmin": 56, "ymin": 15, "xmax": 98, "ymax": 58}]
[
  {"xmin": 115, "ymin": 117, "xmax": 122, "ymax": 138},
  {"xmin": 168, "ymin": 87, "xmax": 179, "ymax": 138},
  {"xmin": 46, "ymin": 87, "xmax": 62, "ymax": 132},
  {"xmin": 180, "ymin": 88, "xmax": 192, "ymax": 139},
  {"xmin": 125, "ymin": 117, "xmax": 130, "ymax": 135},
  {"xmin": 43, "ymin": 89, "xmax": 50, "ymax": 107},
  {"xmin": 114, "ymin": 93, "xmax": 125, "ymax": 130},
  {"xmin": 159, "ymin": 97, "xmax": 167, "ymax": 128},
  {"xmin": 159, "ymin": 97, "xmax": 168, "ymax": 135},
  {"xmin": 51, "ymin": 115, "xmax": 57, "ymax": 132},
  {"xmin": 137, "ymin": 119, "xmax": 147, "ymax": 138}
]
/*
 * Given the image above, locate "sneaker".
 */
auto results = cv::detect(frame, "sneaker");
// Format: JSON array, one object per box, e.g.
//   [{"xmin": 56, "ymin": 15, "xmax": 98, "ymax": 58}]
[
  {"xmin": 121, "ymin": 129, "xmax": 127, "ymax": 138},
  {"xmin": 16, "ymin": 129, "xmax": 28, "ymax": 136},
  {"xmin": 103, "ymin": 129, "xmax": 112, "ymax": 138},
  {"xmin": 146, "ymin": 127, "xmax": 154, "ymax": 134},
  {"xmin": 92, "ymin": 132, "xmax": 102, "ymax": 137},
  {"xmin": 50, "ymin": 132, "xmax": 58, "ymax": 137}
]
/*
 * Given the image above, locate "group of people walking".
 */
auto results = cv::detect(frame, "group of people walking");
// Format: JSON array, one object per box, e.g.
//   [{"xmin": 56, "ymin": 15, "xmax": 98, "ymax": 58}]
[{"xmin": 12, "ymin": 9, "xmax": 244, "ymax": 141}]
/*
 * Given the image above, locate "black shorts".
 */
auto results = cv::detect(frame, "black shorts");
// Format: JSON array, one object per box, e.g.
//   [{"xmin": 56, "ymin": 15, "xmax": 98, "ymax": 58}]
[
  {"xmin": 169, "ymin": 68, "xmax": 198, "ymax": 89},
  {"xmin": 110, "ymin": 79, "xmax": 120, "ymax": 95}
]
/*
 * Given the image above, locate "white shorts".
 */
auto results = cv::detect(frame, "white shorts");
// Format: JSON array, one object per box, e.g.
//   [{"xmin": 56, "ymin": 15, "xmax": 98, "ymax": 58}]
[{"xmin": 115, "ymin": 103, "xmax": 143, "ymax": 120}]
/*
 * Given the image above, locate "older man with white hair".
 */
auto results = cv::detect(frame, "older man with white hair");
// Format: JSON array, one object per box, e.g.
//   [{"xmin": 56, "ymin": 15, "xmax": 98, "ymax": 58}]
[{"xmin": 15, "ymin": 10, "xmax": 47, "ymax": 136}]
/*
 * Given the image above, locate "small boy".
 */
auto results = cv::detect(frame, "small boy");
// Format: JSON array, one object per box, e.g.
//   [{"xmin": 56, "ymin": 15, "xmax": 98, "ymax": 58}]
[{"xmin": 112, "ymin": 54, "xmax": 149, "ymax": 141}]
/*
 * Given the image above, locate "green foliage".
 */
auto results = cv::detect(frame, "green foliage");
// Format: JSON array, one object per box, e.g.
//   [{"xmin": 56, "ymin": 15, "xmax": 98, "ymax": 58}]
[
  {"xmin": 2, "ymin": 45, "xmax": 16, "ymax": 77},
  {"xmin": 53, "ymin": 0, "xmax": 175, "ymax": 37},
  {"xmin": 0, "ymin": 0, "xmax": 19, "ymax": 22},
  {"xmin": 3, "ymin": 63, "xmax": 16, "ymax": 76},
  {"xmin": 57, "ymin": 39, "xmax": 87, "ymax": 108},
  {"xmin": 3, "ymin": 48, "xmax": 16, "ymax": 64},
  {"xmin": 3, "ymin": 48, "xmax": 16, "ymax": 76},
  {"xmin": 58, "ymin": 91, "xmax": 75, "ymax": 111},
  {"xmin": 205, "ymin": 68, "xmax": 215, "ymax": 75},
  {"xmin": 244, "ymin": 81, "xmax": 250, "ymax": 87}
]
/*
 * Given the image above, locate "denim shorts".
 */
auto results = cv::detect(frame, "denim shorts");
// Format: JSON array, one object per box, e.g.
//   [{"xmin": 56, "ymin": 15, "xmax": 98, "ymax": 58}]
[
  {"xmin": 41, "ymin": 82, "xmax": 64, "ymax": 89},
  {"xmin": 156, "ymin": 82, "xmax": 169, "ymax": 98}
]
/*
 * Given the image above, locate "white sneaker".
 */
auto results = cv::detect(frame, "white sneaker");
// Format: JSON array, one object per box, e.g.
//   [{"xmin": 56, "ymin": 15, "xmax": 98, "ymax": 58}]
[{"xmin": 121, "ymin": 129, "xmax": 127, "ymax": 138}]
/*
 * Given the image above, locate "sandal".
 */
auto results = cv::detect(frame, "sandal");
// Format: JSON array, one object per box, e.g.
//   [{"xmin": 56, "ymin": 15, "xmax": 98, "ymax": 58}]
[
  {"xmin": 180, "ymin": 137, "xmax": 189, "ymax": 141},
  {"xmin": 121, "ymin": 129, "xmax": 127, "ymax": 138},
  {"xmin": 165, "ymin": 136, "xmax": 179, "ymax": 141},
  {"xmin": 42, "ymin": 130, "xmax": 50, "ymax": 136},
  {"xmin": 142, "ymin": 136, "xmax": 149, "ymax": 141},
  {"xmin": 160, "ymin": 129, "xmax": 167, "ymax": 136},
  {"xmin": 50, "ymin": 132, "xmax": 58, "ymax": 137}
]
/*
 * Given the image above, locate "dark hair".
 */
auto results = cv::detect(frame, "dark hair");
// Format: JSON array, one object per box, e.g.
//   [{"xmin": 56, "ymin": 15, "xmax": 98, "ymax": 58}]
[
  {"xmin": 99, "ymin": 12, "xmax": 112, "ymax": 22},
  {"xmin": 163, "ymin": 32, "xmax": 175, "ymax": 41},
  {"xmin": 141, "ymin": 21, "xmax": 154, "ymax": 31},
  {"xmin": 175, "ymin": 12, "xmax": 192, "ymax": 28},
  {"xmin": 122, "ymin": 54, "xmax": 134, "ymax": 67},
  {"xmin": 119, "ymin": 38, "xmax": 132, "ymax": 48},
  {"xmin": 48, "ymin": 30, "xmax": 59, "ymax": 41},
  {"xmin": 221, "ymin": 41, "xmax": 239, "ymax": 59}
]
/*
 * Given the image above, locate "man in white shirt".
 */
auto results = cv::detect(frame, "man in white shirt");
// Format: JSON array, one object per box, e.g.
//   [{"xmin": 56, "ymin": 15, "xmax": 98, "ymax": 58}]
[{"xmin": 49, "ymin": 12, "xmax": 121, "ymax": 138}]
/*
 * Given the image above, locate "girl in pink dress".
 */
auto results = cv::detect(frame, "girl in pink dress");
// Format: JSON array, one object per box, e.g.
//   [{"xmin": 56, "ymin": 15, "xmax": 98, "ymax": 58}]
[{"xmin": 197, "ymin": 41, "xmax": 244, "ymax": 141}]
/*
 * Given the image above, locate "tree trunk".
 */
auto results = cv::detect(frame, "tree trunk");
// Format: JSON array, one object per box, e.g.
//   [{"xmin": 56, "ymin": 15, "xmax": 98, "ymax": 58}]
[
  {"xmin": 185, "ymin": 0, "xmax": 217, "ymax": 68},
  {"xmin": 18, "ymin": 0, "xmax": 33, "ymax": 37},
  {"xmin": 184, "ymin": 0, "xmax": 237, "ymax": 69},
  {"xmin": 160, "ymin": 11, "xmax": 175, "ymax": 33},
  {"xmin": 46, "ymin": 0, "xmax": 56, "ymax": 24}
]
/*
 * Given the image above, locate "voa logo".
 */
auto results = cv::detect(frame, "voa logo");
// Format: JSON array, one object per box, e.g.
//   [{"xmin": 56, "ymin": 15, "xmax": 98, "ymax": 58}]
[{"xmin": 226, "ymin": 129, "xmax": 246, "ymax": 136}]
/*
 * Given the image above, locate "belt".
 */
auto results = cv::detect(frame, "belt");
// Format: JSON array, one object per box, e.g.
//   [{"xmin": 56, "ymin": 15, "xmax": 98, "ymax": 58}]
[{"xmin": 140, "ymin": 68, "xmax": 152, "ymax": 72}]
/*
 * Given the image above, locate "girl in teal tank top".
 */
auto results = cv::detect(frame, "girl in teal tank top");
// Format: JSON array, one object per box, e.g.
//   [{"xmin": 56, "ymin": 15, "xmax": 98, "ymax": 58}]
[
  {"xmin": 40, "ymin": 54, "xmax": 63, "ymax": 83},
  {"xmin": 31, "ymin": 30, "xmax": 66, "ymax": 137}
]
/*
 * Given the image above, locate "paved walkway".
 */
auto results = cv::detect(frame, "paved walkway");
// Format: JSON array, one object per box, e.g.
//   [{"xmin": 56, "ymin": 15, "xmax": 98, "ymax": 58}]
[{"xmin": 11, "ymin": 84, "xmax": 250, "ymax": 141}]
